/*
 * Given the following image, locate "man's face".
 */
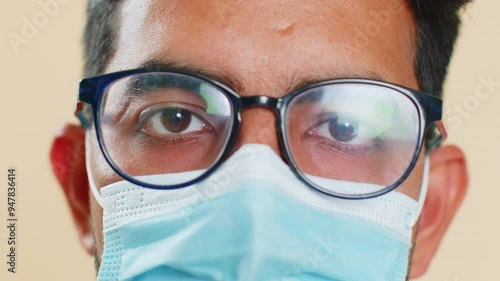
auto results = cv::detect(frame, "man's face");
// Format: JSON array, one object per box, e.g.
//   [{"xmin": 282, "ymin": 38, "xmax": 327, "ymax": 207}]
[{"xmin": 88, "ymin": 0, "xmax": 424, "ymax": 274}]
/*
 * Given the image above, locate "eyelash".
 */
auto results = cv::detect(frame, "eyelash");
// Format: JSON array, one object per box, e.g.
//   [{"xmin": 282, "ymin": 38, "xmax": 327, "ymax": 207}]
[{"xmin": 135, "ymin": 103, "xmax": 215, "ymax": 140}]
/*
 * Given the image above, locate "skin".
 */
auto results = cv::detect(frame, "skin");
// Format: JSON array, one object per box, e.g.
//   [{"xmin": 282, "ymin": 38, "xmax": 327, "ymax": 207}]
[{"xmin": 50, "ymin": 0, "xmax": 469, "ymax": 279}]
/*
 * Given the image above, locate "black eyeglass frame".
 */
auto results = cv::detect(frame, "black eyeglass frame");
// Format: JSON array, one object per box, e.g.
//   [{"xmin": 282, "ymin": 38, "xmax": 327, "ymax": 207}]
[{"xmin": 76, "ymin": 68, "xmax": 447, "ymax": 199}]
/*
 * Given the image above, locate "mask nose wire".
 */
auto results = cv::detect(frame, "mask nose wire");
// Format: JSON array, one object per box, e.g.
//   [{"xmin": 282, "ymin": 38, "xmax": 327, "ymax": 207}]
[{"xmin": 85, "ymin": 131, "xmax": 106, "ymax": 207}]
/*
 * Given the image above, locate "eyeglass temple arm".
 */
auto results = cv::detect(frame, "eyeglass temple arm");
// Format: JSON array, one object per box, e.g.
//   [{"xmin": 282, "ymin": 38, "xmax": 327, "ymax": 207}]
[
  {"xmin": 411, "ymin": 90, "xmax": 448, "ymax": 151},
  {"xmin": 427, "ymin": 120, "xmax": 448, "ymax": 151},
  {"xmin": 421, "ymin": 95, "xmax": 448, "ymax": 151},
  {"xmin": 74, "ymin": 79, "xmax": 96, "ymax": 129}
]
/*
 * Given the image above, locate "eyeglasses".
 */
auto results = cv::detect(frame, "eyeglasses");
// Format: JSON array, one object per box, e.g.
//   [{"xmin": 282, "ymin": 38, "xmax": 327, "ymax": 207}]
[{"xmin": 75, "ymin": 68, "xmax": 446, "ymax": 199}]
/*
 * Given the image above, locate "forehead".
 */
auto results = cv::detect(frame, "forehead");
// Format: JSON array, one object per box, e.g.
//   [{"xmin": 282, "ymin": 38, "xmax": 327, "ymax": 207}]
[{"xmin": 107, "ymin": 0, "xmax": 418, "ymax": 94}]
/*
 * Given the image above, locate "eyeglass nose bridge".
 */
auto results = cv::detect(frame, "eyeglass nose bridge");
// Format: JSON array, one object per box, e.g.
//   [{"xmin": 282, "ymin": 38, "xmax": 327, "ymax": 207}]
[
  {"xmin": 237, "ymin": 95, "xmax": 288, "ymax": 164},
  {"xmin": 241, "ymin": 96, "xmax": 281, "ymax": 113}
]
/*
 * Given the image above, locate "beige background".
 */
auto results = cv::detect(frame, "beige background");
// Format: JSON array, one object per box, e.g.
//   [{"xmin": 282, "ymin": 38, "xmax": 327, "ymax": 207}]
[{"xmin": 0, "ymin": 1, "xmax": 498, "ymax": 280}]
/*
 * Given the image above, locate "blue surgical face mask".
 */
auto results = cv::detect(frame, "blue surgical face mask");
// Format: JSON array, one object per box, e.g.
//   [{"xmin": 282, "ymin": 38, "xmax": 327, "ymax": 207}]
[{"xmin": 87, "ymin": 141, "xmax": 429, "ymax": 281}]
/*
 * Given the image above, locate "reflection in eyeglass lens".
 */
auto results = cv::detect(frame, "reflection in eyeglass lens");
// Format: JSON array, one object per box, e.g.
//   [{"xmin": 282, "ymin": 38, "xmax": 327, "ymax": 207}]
[{"xmin": 285, "ymin": 83, "xmax": 419, "ymax": 192}]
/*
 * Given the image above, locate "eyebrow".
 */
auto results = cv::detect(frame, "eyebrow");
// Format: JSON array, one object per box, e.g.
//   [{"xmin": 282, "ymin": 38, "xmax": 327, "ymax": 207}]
[{"xmin": 134, "ymin": 59, "xmax": 388, "ymax": 95}]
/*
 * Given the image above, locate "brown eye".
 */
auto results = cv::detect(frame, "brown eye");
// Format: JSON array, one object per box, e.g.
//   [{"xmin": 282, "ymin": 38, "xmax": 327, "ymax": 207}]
[
  {"xmin": 141, "ymin": 106, "xmax": 208, "ymax": 137},
  {"xmin": 328, "ymin": 117, "xmax": 358, "ymax": 142},
  {"xmin": 160, "ymin": 108, "xmax": 192, "ymax": 133}
]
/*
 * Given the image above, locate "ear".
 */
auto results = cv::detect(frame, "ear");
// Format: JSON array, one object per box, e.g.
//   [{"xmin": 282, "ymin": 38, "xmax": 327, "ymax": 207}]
[
  {"xmin": 50, "ymin": 124, "xmax": 94, "ymax": 256},
  {"xmin": 409, "ymin": 145, "xmax": 468, "ymax": 278}
]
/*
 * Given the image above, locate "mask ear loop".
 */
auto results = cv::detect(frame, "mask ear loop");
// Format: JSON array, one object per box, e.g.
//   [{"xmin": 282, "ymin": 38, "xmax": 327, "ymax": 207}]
[
  {"xmin": 410, "ymin": 155, "xmax": 430, "ymax": 226},
  {"xmin": 85, "ymin": 131, "xmax": 106, "ymax": 207}
]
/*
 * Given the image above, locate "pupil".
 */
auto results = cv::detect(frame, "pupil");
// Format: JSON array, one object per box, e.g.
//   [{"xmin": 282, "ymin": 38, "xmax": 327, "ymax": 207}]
[
  {"xmin": 160, "ymin": 108, "xmax": 192, "ymax": 133},
  {"xmin": 329, "ymin": 117, "xmax": 357, "ymax": 142}
]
